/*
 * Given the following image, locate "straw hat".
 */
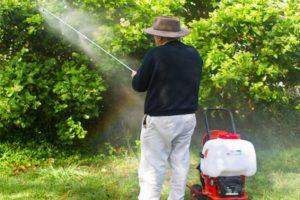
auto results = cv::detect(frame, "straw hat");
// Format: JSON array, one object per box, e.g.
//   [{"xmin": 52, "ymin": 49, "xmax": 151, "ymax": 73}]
[{"xmin": 144, "ymin": 16, "xmax": 190, "ymax": 38}]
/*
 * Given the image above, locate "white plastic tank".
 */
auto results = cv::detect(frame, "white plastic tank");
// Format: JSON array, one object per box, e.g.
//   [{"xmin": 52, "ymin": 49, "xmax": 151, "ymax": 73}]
[{"xmin": 200, "ymin": 138, "xmax": 257, "ymax": 177}]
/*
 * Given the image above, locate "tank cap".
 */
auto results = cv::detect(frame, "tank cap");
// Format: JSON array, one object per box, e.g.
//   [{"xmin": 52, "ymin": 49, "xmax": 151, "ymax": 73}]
[{"xmin": 219, "ymin": 134, "xmax": 240, "ymax": 139}]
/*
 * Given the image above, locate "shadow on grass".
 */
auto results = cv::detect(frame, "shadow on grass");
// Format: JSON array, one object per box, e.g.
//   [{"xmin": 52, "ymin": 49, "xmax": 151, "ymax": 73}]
[{"xmin": 0, "ymin": 161, "xmax": 140, "ymax": 200}]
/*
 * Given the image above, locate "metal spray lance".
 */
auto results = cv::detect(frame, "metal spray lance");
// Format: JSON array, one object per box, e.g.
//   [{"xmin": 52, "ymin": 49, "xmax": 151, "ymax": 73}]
[{"xmin": 40, "ymin": 7, "xmax": 134, "ymax": 72}]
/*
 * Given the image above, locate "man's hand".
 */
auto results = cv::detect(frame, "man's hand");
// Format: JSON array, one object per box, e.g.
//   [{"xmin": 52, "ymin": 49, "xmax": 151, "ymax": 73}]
[{"xmin": 131, "ymin": 70, "xmax": 137, "ymax": 78}]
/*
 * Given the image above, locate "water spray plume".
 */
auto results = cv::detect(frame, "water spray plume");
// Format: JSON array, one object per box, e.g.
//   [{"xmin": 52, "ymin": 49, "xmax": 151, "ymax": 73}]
[{"xmin": 40, "ymin": 7, "xmax": 134, "ymax": 72}]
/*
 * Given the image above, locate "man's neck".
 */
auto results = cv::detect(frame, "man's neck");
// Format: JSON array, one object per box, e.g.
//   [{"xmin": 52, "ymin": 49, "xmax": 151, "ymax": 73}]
[{"xmin": 161, "ymin": 39, "xmax": 177, "ymax": 45}]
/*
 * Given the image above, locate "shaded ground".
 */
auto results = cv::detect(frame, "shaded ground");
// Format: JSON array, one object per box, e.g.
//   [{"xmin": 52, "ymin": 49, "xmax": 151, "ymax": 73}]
[{"xmin": 0, "ymin": 146, "xmax": 299, "ymax": 200}]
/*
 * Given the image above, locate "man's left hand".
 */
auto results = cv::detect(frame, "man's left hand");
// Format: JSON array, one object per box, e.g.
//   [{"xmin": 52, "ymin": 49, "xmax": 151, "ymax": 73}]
[{"xmin": 131, "ymin": 70, "xmax": 137, "ymax": 78}]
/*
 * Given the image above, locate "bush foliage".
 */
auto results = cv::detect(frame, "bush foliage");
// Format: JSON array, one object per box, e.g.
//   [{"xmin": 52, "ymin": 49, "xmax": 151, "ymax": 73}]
[
  {"xmin": 185, "ymin": 0, "xmax": 300, "ymax": 113},
  {"xmin": 0, "ymin": 0, "xmax": 299, "ymax": 143},
  {"xmin": 0, "ymin": 0, "xmax": 105, "ymax": 143}
]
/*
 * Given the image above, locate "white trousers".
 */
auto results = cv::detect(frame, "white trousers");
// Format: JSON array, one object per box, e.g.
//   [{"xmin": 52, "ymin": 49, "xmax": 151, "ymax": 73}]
[{"xmin": 138, "ymin": 113, "xmax": 196, "ymax": 200}]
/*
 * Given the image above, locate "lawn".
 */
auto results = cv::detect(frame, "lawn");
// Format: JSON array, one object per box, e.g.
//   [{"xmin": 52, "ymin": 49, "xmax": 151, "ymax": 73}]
[{"xmin": 0, "ymin": 143, "xmax": 299, "ymax": 200}]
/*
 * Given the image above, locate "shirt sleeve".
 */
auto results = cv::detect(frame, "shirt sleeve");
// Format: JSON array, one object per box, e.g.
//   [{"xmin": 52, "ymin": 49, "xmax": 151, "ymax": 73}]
[{"xmin": 132, "ymin": 50, "xmax": 155, "ymax": 92}]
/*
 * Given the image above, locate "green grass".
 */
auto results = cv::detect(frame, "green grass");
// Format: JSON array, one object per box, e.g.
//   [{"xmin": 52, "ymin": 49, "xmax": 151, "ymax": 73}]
[
  {"xmin": 0, "ymin": 144, "xmax": 299, "ymax": 199},
  {"xmin": 246, "ymin": 148, "xmax": 300, "ymax": 200}
]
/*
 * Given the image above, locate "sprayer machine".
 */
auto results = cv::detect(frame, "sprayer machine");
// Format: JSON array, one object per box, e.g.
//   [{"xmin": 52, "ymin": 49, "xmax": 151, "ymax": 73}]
[{"xmin": 190, "ymin": 108, "xmax": 257, "ymax": 200}]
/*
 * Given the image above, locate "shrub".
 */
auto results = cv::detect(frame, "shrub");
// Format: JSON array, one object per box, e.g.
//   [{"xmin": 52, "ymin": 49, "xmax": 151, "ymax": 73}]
[
  {"xmin": 185, "ymin": 0, "xmax": 300, "ymax": 113},
  {"xmin": 0, "ymin": 53, "xmax": 105, "ymax": 143},
  {"xmin": 0, "ymin": 0, "xmax": 106, "ymax": 143}
]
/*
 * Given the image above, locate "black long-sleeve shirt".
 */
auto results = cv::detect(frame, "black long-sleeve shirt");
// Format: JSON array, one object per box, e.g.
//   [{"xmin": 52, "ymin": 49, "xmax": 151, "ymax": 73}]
[{"xmin": 132, "ymin": 40, "xmax": 203, "ymax": 116}]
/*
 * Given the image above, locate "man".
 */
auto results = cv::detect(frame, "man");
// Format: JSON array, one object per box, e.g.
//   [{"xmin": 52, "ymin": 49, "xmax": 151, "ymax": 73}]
[{"xmin": 131, "ymin": 16, "xmax": 203, "ymax": 200}]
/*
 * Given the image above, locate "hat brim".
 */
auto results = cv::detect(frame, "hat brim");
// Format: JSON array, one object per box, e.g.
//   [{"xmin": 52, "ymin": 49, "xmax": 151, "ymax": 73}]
[{"xmin": 143, "ymin": 27, "xmax": 190, "ymax": 38}]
